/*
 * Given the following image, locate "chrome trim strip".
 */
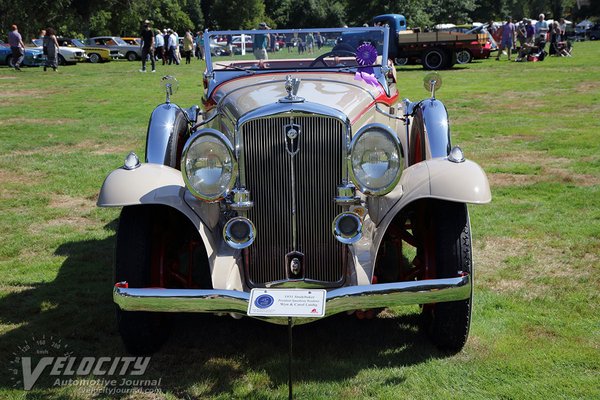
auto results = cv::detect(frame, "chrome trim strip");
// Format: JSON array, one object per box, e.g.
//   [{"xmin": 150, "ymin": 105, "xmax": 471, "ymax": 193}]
[{"xmin": 114, "ymin": 275, "xmax": 471, "ymax": 325}]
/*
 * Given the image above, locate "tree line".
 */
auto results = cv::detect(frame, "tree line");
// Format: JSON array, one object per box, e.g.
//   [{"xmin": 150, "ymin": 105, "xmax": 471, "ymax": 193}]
[{"xmin": 1, "ymin": 0, "xmax": 598, "ymax": 41}]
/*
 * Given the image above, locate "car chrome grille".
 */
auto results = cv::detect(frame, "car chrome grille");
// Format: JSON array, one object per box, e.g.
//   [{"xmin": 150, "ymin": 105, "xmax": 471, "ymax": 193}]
[{"xmin": 241, "ymin": 116, "xmax": 345, "ymax": 287}]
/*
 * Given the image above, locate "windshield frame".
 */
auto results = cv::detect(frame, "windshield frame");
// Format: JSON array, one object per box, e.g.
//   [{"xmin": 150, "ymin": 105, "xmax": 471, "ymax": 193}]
[{"xmin": 203, "ymin": 26, "xmax": 389, "ymax": 75}]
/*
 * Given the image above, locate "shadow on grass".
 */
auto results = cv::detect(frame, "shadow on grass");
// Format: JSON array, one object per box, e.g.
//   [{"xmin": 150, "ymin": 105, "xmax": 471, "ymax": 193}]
[{"xmin": 0, "ymin": 219, "xmax": 452, "ymax": 398}]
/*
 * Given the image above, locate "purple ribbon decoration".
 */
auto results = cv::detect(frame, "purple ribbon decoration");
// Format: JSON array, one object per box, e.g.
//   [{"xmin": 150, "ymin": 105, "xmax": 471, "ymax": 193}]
[{"xmin": 354, "ymin": 43, "xmax": 379, "ymax": 87}]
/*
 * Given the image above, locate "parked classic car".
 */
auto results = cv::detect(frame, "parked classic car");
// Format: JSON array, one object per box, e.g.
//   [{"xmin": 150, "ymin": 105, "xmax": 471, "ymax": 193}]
[
  {"xmin": 0, "ymin": 46, "xmax": 45, "ymax": 67},
  {"xmin": 31, "ymin": 39, "xmax": 87, "ymax": 65},
  {"xmin": 57, "ymin": 38, "xmax": 120, "ymax": 63},
  {"xmin": 86, "ymin": 36, "xmax": 141, "ymax": 61},
  {"xmin": 99, "ymin": 26, "xmax": 491, "ymax": 355}
]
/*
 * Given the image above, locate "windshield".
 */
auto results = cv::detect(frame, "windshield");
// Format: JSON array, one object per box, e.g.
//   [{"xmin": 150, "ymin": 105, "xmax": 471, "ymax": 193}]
[
  {"xmin": 72, "ymin": 39, "xmax": 85, "ymax": 47},
  {"xmin": 113, "ymin": 37, "xmax": 128, "ymax": 46},
  {"xmin": 204, "ymin": 27, "xmax": 388, "ymax": 73}
]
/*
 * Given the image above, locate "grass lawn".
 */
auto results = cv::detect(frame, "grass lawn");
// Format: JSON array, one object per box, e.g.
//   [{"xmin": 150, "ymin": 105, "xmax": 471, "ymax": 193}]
[{"xmin": 0, "ymin": 42, "xmax": 598, "ymax": 399}]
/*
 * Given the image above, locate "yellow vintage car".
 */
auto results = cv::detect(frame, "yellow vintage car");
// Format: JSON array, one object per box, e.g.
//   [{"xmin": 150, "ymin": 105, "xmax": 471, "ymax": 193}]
[{"xmin": 57, "ymin": 37, "xmax": 120, "ymax": 63}]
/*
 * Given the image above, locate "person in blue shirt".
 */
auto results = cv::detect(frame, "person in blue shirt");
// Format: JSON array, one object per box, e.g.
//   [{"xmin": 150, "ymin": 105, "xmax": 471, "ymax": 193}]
[{"xmin": 253, "ymin": 22, "xmax": 269, "ymax": 60}]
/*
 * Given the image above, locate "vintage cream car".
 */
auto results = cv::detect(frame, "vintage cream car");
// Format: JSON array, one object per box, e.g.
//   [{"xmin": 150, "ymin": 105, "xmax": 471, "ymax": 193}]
[{"xmin": 98, "ymin": 26, "xmax": 491, "ymax": 355}]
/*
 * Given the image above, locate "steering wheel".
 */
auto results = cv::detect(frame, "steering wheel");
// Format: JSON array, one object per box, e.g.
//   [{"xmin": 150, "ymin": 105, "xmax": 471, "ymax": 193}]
[{"xmin": 310, "ymin": 47, "xmax": 356, "ymax": 67}]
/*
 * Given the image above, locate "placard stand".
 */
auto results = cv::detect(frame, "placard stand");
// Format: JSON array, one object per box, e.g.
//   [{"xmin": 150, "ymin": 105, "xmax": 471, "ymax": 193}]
[
  {"xmin": 288, "ymin": 316, "xmax": 293, "ymax": 400},
  {"xmin": 247, "ymin": 288, "xmax": 327, "ymax": 400}
]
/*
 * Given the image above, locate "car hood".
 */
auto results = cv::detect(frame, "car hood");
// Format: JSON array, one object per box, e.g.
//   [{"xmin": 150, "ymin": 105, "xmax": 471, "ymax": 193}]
[{"xmin": 212, "ymin": 72, "xmax": 383, "ymax": 123}]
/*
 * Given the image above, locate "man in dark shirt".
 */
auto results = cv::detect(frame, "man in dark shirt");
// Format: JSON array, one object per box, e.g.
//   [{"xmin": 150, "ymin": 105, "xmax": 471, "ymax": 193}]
[{"xmin": 140, "ymin": 24, "xmax": 155, "ymax": 72}]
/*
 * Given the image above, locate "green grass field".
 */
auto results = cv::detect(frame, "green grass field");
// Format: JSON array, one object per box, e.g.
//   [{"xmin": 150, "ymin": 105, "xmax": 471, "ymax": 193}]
[{"xmin": 0, "ymin": 43, "xmax": 599, "ymax": 399}]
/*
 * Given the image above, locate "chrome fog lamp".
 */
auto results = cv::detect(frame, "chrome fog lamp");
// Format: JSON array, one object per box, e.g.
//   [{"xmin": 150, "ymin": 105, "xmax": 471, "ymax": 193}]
[
  {"xmin": 349, "ymin": 124, "xmax": 402, "ymax": 196},
  {"xmin": 332, "ymin": 212, "xmax": 363, "ymax": 244},
  {"xmin": 182, "ymin": 129, "xmax": 237, "ymax": 201},
  {"xmin": 223, "ymin": 217, "xmax": 256, "ymax": 249}
]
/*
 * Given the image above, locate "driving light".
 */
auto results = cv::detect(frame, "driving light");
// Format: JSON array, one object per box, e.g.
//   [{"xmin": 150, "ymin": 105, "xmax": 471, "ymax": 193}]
[
  {"xmin": 349, "ymin": 124, "xmax": 402, "ymax": 195},
  {"xmin": 223, "ymin": 217, "xmax": 256, "ymax": 249},
  {"xmin": 332, "ymin": 212, "xmax": 363, "ymax": 244},
  {"xmin": 182, "ymin": 129, "xmax": 237, "ymax": 201}
]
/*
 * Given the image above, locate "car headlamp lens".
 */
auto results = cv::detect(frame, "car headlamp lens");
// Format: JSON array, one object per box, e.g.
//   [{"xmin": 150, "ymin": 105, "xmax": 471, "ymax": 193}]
[
  {"xmin": 350, "ymin": 125, "xmax": 402, "ymax": 195},
  {"xmin": 182, "ymin": 130, "xmax": 237, "ymax": 201}
]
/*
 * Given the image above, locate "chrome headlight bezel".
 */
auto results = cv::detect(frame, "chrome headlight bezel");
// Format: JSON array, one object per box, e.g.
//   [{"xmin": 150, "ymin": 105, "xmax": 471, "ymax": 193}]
[
  {"xmin": 348, "ymin": 123, "xmax": 402, "ymax": 196},
  {"xmin": 181, "ymin": 128, "xmax": 237, "ymax": 202}
]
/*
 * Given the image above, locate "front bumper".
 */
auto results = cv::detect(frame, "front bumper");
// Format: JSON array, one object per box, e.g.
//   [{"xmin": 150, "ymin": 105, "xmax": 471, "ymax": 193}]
[{"xmin": 113, "ymin": 275, "xmax": 471, "ymax": 325}]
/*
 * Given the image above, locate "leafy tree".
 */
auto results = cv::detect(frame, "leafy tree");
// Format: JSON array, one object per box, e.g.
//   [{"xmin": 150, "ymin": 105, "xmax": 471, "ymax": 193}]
[{"xmin": 210, "ymin": 0, "xmax": 266, "ymax": 29}]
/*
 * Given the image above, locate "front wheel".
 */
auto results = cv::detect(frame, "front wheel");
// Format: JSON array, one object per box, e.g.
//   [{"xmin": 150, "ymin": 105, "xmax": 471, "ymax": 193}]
[
  {"xmin": 456, "ymin": 49, "xmax": 472, "ymax": 64},
  {"xmin": 126, "ymin": 51, "xmax": 137, "ymax": 61},
  {"xmin": 422, "ymin": 200, "xmax": 473, "ymax": 352},
  {"xmin": 58, "ymin": 54, "xmax": 67, "ymax": 66},
  {"xmin": 115, "ymin": 206, "xmax": 170, "ymax": 355}
]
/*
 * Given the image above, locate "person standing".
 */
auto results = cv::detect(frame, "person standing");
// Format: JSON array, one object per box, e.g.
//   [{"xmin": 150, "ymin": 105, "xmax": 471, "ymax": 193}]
[
  {"xmin": 195, "ymin": 32, "xmax": 204, "ymax": 60},
  {"xmin": 253, "ymin": 22, "xmax": 269, "ymax": 60},
  {"xmin": 43, "ymin": 27, "xmax": 60, "ymax": 71},
  {"xmin": 183, "ymin": 30, "xmax": 193, "ymax": 64},
  {"xmin": 167, "ymin": 29, "xmax": 179, "ymax": 65},
  {"xmin": 8, "ymin": 25, "xmax": 26, "ymax": 71},
  {"xmin": 162, "ymin": 29, "xmax": 169, "ymax": 65},
  {"xmin": 496, "ymin": 17, "xmax": 516, "ymax": 61},
  {"xmin": 139, "ymin": 23, "xmax": 155, "ymax": 72},
  {"xmin": 306, "ymin": 32, "xmax": 314, "ymax": 54},
  {"xmin": 155, "ymin": 29, "xmax": 164, "ymax": 64},
  {"xmin": 534, "ymin": 13, "xmax": 549, "ymax": 44}
]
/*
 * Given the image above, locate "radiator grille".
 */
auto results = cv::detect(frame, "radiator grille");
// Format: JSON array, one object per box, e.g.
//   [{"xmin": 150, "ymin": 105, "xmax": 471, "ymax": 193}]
[{"xmin": 242, "ymin": 116, "xmax": 345, "ymax": 286}]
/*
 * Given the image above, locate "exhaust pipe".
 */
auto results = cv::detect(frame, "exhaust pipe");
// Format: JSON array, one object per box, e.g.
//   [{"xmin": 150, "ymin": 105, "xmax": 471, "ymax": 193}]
[
  {"xmin": 332, "ymin": 212, "xmax": 363, "ymax": 244},
  {"xmin": 223, "ymin": 217, "xmax": 256, "ymax": 249}
]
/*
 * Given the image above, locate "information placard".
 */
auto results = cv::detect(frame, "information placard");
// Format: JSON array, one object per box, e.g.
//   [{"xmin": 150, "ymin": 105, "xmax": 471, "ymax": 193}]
[{"xmin": 248, "ymin": 288, "xmax": 326, "ymax": 317}]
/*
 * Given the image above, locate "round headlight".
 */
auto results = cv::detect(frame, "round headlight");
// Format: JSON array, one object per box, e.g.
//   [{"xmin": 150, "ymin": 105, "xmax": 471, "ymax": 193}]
[
  {"xmin": 349, "ymin": 124, "xmax": 402, "ymax": 196},
  {"xmin": 182, "ymin": 129, "xmax": 237, "ymax": 201}
]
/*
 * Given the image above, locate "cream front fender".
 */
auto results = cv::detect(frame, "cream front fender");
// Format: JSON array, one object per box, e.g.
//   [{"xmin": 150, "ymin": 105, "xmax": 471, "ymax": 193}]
[
  {"xmin": 97, "ymin": 163, "xmax": 220, "ymax": 232},
  {"xmin": 97, "ymin": 163, "xmax": 186, "ymax": 207},
  {"xmin": 427, "ymin": 158, "xmax": 491, "ymax": 204},
  {"xmin": 369, "ymin": 158, "xmax": 491, "ymax": 228},
  {"xmin": 97, "ymin": 163, "xmax": 243, "ymax": 291},
  {"xmin": 370, "ymin": 157, "xmax": 490, "ymax": 263}
]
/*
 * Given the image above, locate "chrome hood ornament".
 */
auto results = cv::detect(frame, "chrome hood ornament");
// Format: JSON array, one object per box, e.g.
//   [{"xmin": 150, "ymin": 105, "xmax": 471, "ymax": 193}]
[{"xmin": 279, "ymin": 75, "xmax": 304, "ymax": 103}]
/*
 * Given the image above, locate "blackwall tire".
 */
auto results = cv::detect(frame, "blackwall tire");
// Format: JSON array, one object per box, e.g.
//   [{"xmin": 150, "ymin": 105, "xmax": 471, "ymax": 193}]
[
  {"xmin": 126, "ymin": 51, "xmax": 137, "ymax": 61},
  {"xmin": 115, "ymin": 206, "xmax": 170, "ymax": 355},
  {"xmin": 422, "ymin": 200, "xmax": 473, "ymax": 352},
  {"xmin": 89, "ymin": 53, "xmax": 101, "ymax": 63},
  {"xmin": 422, "ymin": 48, "xmax": 447, "ymax": 70},
  {"xmin": 165, "ymin": 110, "xmax": 188, "ymax": 169}
]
